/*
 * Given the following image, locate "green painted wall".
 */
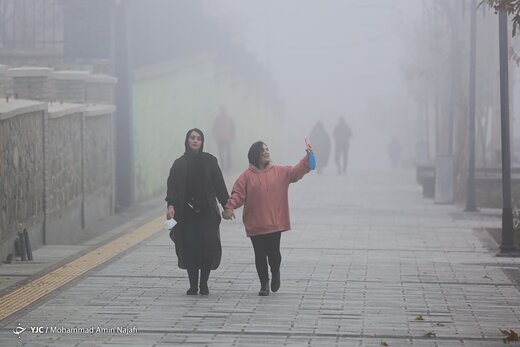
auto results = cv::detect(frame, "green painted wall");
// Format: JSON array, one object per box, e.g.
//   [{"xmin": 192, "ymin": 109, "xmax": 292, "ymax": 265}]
[{"xmin": 131, "ymin": 55, "xmax": 282, "ymax": 202}]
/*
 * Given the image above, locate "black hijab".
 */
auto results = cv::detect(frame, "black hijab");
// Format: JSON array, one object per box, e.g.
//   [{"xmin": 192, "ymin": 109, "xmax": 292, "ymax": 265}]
[{"xmin": 183, "ymin": 128, "xmax": 207, "ymax": 210}]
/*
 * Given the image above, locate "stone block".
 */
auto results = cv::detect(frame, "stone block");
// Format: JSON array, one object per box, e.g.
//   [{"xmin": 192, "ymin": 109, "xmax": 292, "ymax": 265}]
[
  {"xmin": 52, "ymin": 70, "xmax": 90, "ymax": 104},
  {"xmin": 85, "ymin": 74, "xmax": 117, "ymax": 104},
  {"xmin": 8, "ymin": 67, "xmax": 54, "ymax": 101}
]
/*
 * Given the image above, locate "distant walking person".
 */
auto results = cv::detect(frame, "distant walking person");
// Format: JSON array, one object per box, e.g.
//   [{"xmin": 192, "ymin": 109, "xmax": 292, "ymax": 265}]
[
  {"xmin": 309, "ymin": 121, "xmax": 331, "ymax": 174},
  {"xmin": 223, "ymin": 140, "xmax": 312, "ymax": 296},
  {"xmin": 165, "ymin": 128, "xmax": 230, "ymax": 296},
  {"xmin": 212, "ymin": 105, "xmax": 235, "ymax": 172},
  {"xmin": 332, "ymin": 117, "xmax": 353, "ymax": 174}
]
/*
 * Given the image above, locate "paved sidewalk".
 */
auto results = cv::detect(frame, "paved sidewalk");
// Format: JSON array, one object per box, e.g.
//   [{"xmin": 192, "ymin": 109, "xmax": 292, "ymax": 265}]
[
  {"xmin": 1, "ymin": 169, "xmax": 520, "ymax": 346},
  {"xmin": 0, "ymin": 198, "xmax": 165, "ymax": 294}
]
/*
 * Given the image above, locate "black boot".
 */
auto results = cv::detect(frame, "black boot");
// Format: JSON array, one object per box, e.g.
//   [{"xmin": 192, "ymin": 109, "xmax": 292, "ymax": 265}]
[
  {"xmin": 199, "ymin": 282, "xmax": 209, "ymax": 295},
  {"xmin": 259, "ymin": 279, "xmax": 270, "ymax": 296},
  {"xmin": 199, "ymin": 268, "xmax": 210, "ymax": 295},
  {"xmin": 271, "ymin": 271, "xmax": 280, "ymax": 292},
  {"xmin": 186, "ymin": 287, "xmax": 198, "ymax": 295},
  {"xmin": 187, "ymin": 268, "xmax": 198, "ymax": 295}
]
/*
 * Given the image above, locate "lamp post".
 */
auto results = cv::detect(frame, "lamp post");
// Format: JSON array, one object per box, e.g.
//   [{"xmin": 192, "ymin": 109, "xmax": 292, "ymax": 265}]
[
  {"xmin": 497, "ymin": 7, "xmax": 519, "ymax": 257},
  {"xmin": 465, "ymin": 0, "xmax": 478, "ymax": 211},
  {"xmin": 113, "ymin": 0, "xmax": 135, "ymax": 209}
]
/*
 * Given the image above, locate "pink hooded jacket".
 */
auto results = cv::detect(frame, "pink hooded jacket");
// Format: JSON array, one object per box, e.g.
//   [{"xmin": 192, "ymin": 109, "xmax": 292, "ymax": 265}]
[{"xmin": 225, "ymin": 155, "xmax": 310, "ymax": 237}]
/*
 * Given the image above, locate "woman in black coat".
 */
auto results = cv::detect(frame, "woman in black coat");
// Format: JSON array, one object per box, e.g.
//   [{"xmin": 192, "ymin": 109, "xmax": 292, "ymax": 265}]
[{"xmin": 166, "ymin": 128, "xmax": 230, "ymax": 295}]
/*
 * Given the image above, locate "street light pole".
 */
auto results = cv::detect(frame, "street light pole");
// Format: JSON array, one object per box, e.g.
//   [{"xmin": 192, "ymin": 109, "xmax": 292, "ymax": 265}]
[
  {"xmin": 465, "ymin": 0, "xmax": 478, "ymax": 212},
  {"xmin": 497, "ymin": 8, "xmax": 519, "ymax": 257},
  {"xmin": 113, "ymin": 0, "xmax": 135, "ymax": 209}
]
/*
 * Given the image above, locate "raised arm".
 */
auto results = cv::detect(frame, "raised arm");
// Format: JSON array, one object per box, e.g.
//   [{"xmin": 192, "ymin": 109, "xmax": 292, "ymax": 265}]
[
  {"xmin": 288, "ymin": 140, "xmax": 313, "ymax": 183},
  {"xmin": 288, "ymin": 154, "xmax": 311, "ymax": 183}
]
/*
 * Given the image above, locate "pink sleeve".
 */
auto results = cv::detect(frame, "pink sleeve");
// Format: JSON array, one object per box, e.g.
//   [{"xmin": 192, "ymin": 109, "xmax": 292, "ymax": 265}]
[
  {"xmin": 226, "ymin": 173, "xmax": 247, "ymax": 209},
  {"xmin": 288, "ymin": 155, "xmax": 311, "ymax": 183}
]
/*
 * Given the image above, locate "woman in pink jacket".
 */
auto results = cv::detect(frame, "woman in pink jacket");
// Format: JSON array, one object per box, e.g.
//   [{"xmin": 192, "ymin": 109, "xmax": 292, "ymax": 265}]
[{"xmin": 223, "ymin": 140, "xmax": 312, "ymax": 296}]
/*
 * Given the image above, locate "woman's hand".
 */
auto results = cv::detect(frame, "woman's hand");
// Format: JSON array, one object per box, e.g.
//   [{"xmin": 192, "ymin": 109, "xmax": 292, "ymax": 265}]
[
  {"xmin": 304, "ymin": 137, "xmax": 313, "ymax": 154},
  {"xmin": 222, "ymin": 208, "xmax": 235, "ymax": 220},
  {"xmin": 167, "ymin": 205, "xmax": 175, "ymax": 219}
]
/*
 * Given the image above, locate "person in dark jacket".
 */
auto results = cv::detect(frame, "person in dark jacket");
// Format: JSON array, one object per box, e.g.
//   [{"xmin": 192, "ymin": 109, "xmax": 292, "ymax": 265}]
[
  {"xmin": 165, "ymin": 128, "xmax": 230, "ymax": 296},
  {"xmin": 309, "ymin": 121, "xmax": 331, "ymax": 174},
  {"xmin": 332, "ymin": 117, "xmax": 353, "ymax": 174}
]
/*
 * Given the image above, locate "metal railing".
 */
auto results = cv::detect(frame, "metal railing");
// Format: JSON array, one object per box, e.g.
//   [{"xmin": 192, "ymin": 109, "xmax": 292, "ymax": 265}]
[{"xmin": 0, "ymin": 0, "xmax": 63, "ymax": 50}]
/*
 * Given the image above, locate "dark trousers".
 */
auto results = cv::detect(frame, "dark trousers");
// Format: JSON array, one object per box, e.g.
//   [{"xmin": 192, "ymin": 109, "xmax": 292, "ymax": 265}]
[
  {"xmin": 335, "ymin": 145, "xmax": 349, "ymax": 174},
  {"xmin": 250, "ymin": 231, "xmax": 282, "ymax": 283}
]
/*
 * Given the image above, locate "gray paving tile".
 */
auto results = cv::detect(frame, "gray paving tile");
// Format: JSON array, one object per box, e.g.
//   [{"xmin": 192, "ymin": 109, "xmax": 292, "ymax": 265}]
[{"xmin": 1, "ymin": 170, "xmax": 520, "ymax": 346}]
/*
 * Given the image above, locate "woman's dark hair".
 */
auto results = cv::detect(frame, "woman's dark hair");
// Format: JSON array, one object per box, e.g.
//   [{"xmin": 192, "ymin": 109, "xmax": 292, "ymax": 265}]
[
  {"xmin": 184, "ymin": 128, "xmax": 204, "ymax": 153},
  {"xmin": 248, "ymin": 141, "xmax": 265, "ymax": 168}
]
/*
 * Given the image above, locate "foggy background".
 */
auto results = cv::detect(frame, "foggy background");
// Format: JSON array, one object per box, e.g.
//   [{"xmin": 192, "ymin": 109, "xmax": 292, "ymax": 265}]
[
  {"xmin": 223, "ymin": 0, "xmax": 422, "ymax": 170},
  {"xmin": 2, "ymin": 0, "xmax": 518, "ymax": 211}
]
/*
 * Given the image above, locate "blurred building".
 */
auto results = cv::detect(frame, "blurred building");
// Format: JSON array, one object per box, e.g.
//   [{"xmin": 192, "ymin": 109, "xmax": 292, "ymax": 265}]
[{"xmin": 0, "ymin": 0, "xmax": 283, "ymax": 258}]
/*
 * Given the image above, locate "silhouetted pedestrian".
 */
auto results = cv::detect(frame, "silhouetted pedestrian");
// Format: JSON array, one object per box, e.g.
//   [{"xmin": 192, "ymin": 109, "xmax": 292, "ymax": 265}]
[
  {"xmin": 309, "ymin": 121, "xmax": 331, "ymax": 174},
  {"xmin": 332, "ymin": 117, "xmax": 353, "ymax": 174},
  {"xmin": 212, "ymin": 105, "xmax": 235, "ymax": 172}
]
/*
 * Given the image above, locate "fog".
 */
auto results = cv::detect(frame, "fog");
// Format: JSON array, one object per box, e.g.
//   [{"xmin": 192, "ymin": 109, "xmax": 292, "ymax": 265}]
[
  {"xmin": 7, "ymin": 0, "xmax": 513, "ymax": 191},
  {"xmin": 225, "ymin": 0, "xmax": 422, "ymax": 170}
]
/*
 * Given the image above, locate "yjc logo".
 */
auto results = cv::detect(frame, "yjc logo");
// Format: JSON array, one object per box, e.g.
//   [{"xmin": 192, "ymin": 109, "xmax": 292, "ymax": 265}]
[
  {"xmin": 12, "ymin": 323, "xmax": 26, "ymax": 338},
  {"xmin": 30, "ymin": 326, "xmax": 46, "ymax": 334}
]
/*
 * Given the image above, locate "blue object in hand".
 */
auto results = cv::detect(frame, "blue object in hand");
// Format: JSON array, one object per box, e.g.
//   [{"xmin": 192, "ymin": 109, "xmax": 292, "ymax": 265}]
[{"xmin": 309, "ymin": 151, "xmax": 316, "ymax": 170}]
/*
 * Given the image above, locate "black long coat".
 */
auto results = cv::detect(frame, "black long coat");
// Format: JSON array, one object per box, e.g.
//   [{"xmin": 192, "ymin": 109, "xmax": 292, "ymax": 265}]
[{"xmin": 165, "ymin": 152, "xmax": 229, "ymax": 270}]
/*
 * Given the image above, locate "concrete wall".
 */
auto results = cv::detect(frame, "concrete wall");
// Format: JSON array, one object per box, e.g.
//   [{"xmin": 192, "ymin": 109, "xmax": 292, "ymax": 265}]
[
  {"xmin": 0, "ymin": 99, "xmax": 115, "ymax": 261},
  {"xmin": 131, "ymin": 56, "xmax": 216, "ymax": 202},
  {"xmin": 131, "ymin": 55, "xmax": 283, "ymax": 202},
  {"xmin": 0, "ymin": 101, "xmax": 47, "ymax": 261},
  {"xmin": 45, "ymin": 105, "xmax": 84, "ymax": 244},
  {"xmin": 83, "ymin": 105, "xmax": 115, "ymax": 227}
]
